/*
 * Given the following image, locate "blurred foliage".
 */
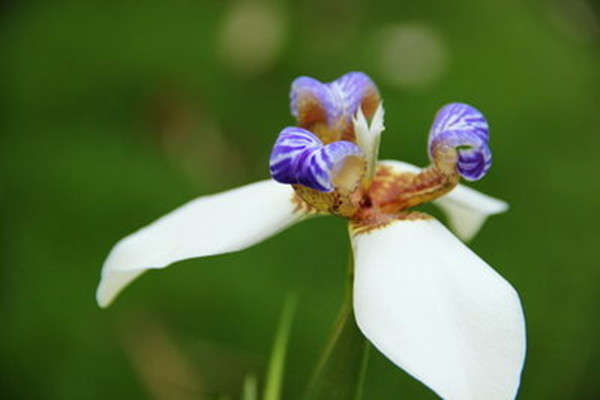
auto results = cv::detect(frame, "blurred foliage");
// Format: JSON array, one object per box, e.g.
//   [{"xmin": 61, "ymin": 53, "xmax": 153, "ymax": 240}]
[
  {"xmin": 305, "ymin": 253, "xmax": 369, "ymax": 400},
  {"xmin": 1, "ymin": 0, "xmax": 599, "ymax": 399}
]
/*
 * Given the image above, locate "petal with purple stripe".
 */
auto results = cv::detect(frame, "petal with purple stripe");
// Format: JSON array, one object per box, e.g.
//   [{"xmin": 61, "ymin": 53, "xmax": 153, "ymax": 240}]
[
  {"xmin": 290, "ymin": 72, "xmax": 380, "ymax": 130},
  {"xmin": 290, "ymin": 77, "xmax": 338, "ymax": 127},
  {"xmin": 428, "ymin": 103, "xmax": 492, "ymax": 181},
  {"xmin": 269, "ymin": 127, "xmax": 364, "ymax": 192},
  {"xmin": 330, "ymin": 72, "xmax": 380, "ymax": 122}
]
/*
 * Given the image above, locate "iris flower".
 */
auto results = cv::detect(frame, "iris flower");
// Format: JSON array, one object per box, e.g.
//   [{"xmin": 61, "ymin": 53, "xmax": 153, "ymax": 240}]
[{"xmin": 97, "ymin": 72, "xmax": 526, "ymax": 400}]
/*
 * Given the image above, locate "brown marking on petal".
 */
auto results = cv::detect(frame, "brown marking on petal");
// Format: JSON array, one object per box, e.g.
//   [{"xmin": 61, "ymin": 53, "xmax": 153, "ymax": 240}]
[
  {"xmin": 309, "ymin": 121, "xmax": 342, "ymax": 145},
  {"xmin": 349, "ymin": 211, "xmax": 432, "ymax": 236},
  {"xmin": 296, "ymin": 93, "xmax": 327, "ymax": 129},
  {"xmin": 345, "ymin": 163, "xmax": 458, "ymax": 229},
  {"xmin": 359, "ymin": 88, "xmax": 381, "ymax": 120},
  {"xmin": 367, "ymin": 165, "xmax": 417, "ymax": 210},
  {"xmin": 340, "ymin": 127, "xmax": 354, "ymax": 142},
  {"xmin": 364, "ymin": 164, "xmax": 459, "ymax": 214}
]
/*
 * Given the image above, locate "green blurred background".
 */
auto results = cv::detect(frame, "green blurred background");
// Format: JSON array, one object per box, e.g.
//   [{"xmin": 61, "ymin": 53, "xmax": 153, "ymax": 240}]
[{"xmin": 1, "ymin": 0, "xmax": 599, "ymax": 398}]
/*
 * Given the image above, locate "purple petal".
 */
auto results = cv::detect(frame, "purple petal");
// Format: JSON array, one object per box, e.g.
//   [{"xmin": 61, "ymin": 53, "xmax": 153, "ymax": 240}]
[
  {"xmin": 428, "ymin": 103, "xmax": 491, "ymax": 181},
  {"xmin": 290, "ymin": 72, "xmax": 380, "ymax": 129},
  {"xmin": 269, "ymin": 127, "xmax": 363, "ymax": 192},
  {"xmin": 290, "ymin": 77, "xmax": 339, "ymax": 127},
  {"xmin": 331, "ymin": 72, "xmax": 380, "ymax": 120}
]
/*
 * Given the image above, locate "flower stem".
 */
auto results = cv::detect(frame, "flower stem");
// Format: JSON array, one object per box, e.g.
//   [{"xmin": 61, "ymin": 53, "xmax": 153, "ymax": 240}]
[{"xmin": 304, "ymin": 251, "xmax": 370, "ymax": 400}]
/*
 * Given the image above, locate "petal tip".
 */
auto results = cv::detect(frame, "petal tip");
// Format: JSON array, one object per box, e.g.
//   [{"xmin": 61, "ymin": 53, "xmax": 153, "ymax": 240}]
[{"xmin": 95, "ymin": 285, "xmax": 112, "ymax": 308}]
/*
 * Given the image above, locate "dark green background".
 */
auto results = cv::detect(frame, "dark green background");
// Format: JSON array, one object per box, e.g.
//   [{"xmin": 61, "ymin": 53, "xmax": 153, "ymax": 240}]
[{"xmin": 1, "ymin": 0, "xmax": 599, "ymax": 398}]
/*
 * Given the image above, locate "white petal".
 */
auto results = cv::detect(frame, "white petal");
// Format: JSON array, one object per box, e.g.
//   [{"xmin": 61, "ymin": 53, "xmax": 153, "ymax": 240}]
[
  {"xmin": 350, "ymin": 218, "xmax": 526, "ymax": 400},
  {"xmin": 433, "ymin": 184, "xmax": 508, "ymax": 241},
  {"xmin": 378, "ymin": 160, "xmax": 508, "ymax": 241},
  {"xmin": 97, "ymin": 180, "xmax": 309, "ymax": 307}
]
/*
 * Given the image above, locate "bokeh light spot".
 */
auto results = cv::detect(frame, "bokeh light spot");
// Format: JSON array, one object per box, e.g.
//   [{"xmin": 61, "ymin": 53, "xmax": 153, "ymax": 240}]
[
  {"xmin": 374, "ymin": 23, "xmax": 449, "ymax": 91},
  {"xmin": 219, "ymin": 1, "xmax": 287, "ymax": 77}
]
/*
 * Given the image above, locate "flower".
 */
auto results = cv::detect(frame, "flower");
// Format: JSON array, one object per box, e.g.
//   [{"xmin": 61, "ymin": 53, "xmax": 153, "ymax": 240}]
[{"xmin": 97, "ymin": 72, "xmax": 526, "ymax": 400}]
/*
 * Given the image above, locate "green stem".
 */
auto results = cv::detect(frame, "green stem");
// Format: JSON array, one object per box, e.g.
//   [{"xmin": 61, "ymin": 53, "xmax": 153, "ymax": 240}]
[
  {"xmin": 354, "ymin": 343, "xmax": 370, "ymax": 400},
  {"xmin": 304, "ymin": 251, "xmax": 370, "ymax": 400},
  {"xmin": 263, "ymin": 294, "xmax": 297, "ymax": 400}
]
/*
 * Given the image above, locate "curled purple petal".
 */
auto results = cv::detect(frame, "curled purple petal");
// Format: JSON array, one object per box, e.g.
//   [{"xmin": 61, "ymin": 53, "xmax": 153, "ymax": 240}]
[
  {"xmin": 290, "ymin": 77, "xmax": 339, "ymax": 127},
  {"xmin": 428, "ymin": 103, "xmax": 491, "ymax": 181},
  {"xmin": 290, "ymin": 72, "xmax": 380, "ymax": 130},
  {"xmin": 269, "ymin": 127, "xmax": 363, "ymax": 192},
  {"xmin": 330, "ymin": 72, "xmax": 380, "ymax": 122}
]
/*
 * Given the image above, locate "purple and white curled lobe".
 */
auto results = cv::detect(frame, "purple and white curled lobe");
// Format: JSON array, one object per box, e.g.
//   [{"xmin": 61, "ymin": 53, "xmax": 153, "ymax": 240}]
[
  {"xmin": 290, "ymin": 72, "xmax": 380, "ymax": 132},
  {"xmin": 269, "ymin": 127, "xmax": 363, "ymax": 192},
  {"xmin": 428, "ymin": 103, "xmax": 492, "ymax": 181}
]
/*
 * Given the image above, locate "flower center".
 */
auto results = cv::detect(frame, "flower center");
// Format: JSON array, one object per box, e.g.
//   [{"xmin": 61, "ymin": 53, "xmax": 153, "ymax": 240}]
[
  {"xmin": 292, "ymin": 161, "xmax": 459, "ymax": 220},
  {"xmin": 271, "ymin": 73, "xmax": 492, "ymax": 223}
]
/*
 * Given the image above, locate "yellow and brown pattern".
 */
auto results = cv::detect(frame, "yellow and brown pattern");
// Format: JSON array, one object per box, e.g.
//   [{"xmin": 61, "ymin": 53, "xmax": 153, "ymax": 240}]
[
  {"xmin": 291, "ymin": 192, "xmax": 323, "ymax": 215},
  {"xmin": 293, "ymin": 184, "xmax": 361, "ymax": 217},
  {"xmin": 349, "ymin": 211, "xmax": 432, "ymax": 236},
  {"xmin": 291, "ymin": 162, "xmax": 458, "ymax": 231}
]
